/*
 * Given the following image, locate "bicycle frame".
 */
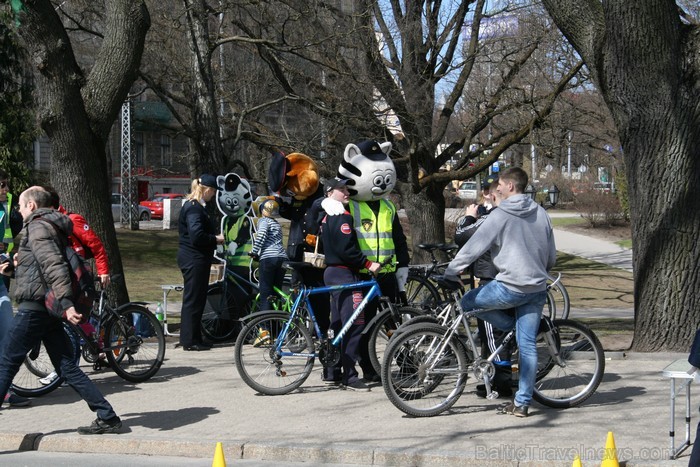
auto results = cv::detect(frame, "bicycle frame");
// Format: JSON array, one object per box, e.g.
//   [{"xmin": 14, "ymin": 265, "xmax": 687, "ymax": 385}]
[
  {"xmin": 273, "ymin": 278, "xmax": 384, "ymax": 357},
  {"xmin": 214, "ymin": 257, "xmax": 291, "ymax": 312}
]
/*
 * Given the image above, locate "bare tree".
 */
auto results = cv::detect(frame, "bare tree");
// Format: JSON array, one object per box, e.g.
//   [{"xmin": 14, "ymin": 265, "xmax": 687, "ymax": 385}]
[
  {"xmin": 541, "ymin": 0, "xmax": 700, "ymax": 351},
  {"xmin": 10, "ymin": 0, "xmax": 150, "ymax": 303}
]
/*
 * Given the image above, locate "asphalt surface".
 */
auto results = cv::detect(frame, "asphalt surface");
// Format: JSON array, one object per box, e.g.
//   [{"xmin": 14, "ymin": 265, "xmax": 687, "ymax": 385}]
[
  {"xmin": 5, "ymin": 211, "xmax": 645, "ymax": 465},
  {"xmin": 0, "ymin": 345, "xmax": 693, "ymax": 466}
]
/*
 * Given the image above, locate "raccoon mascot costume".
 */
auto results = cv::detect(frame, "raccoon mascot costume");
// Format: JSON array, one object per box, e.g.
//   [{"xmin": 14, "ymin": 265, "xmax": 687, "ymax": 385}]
[{"xmin": 323, "ymin": 140, "xmax": 410, "ymax": 382}]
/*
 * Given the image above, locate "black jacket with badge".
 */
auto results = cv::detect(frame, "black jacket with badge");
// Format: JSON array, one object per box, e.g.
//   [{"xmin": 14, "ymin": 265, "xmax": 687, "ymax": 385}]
[
  {"xmin": 321, "ymin": 210, "xmax": 371, "ymax": 271},
  {"xmin": 277, "ymin": 185, "xmax": 324, "ymax": 261},
  {"xmin": 15, "ymin": 208, "xmax": 75, "ymax": 310}
]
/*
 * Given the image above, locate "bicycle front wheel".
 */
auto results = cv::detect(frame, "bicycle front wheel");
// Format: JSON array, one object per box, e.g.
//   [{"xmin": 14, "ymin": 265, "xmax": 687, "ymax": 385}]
[
  {"xmin": 381, "ymin": 323, "xmax": 469, "ymax": 417},
  {"xmin": 367, "ymin": 306, "xmax": 425, "ymax": 376},
  {"xmin": 104, "ymin": 306, "xmax": 166, "ymax": 383},
  {"xmin": 202, "ymin": 283, "xmax": 242, "ymax": 342},
  {"xmin": 533, "ymin": 319, "xmax": 604, "ymax": 408},
  {"xmin": 10, "ymin": 323, "xmax": 79, "ymax": 397},
  {"xmin": 234, "ymin": 312, "xmax": 315, "ymax": 395}
]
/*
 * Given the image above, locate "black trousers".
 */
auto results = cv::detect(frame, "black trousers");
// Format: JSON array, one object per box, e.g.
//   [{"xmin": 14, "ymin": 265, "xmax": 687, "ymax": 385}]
[
  {"xmin": 179, "ymin": 261, "xmax": 210, "ymax": 347},
  {"xmin": 358, "ymin": 272, "xmax": 399, "ymax": 378}
]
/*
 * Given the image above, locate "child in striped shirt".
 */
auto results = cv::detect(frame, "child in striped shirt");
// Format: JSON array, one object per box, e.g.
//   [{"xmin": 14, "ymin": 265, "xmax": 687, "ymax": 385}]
[{"xmin": 250, "ymin": 199, "xmax": 288, "ymax": 311}]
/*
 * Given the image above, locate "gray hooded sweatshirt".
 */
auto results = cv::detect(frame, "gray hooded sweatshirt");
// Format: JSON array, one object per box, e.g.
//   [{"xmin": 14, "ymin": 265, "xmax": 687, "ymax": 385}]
[{"xmin": 444, "ymin": 194, "xmax": 556, "ymax": 294}]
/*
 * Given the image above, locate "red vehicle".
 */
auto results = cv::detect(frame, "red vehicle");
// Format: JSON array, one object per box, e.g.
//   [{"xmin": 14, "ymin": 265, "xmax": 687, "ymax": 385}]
[{"xmin": 139, "ymin": 193, "xmax": 184, "ymax": 219}]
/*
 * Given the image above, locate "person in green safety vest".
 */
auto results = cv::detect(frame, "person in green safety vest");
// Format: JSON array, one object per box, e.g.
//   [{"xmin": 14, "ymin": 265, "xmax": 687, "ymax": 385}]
[
  {"xmin": 322, "ymin": 140, "xmax": 411, "ymax": 383},
  {"xmin": 215, "ymin": 173, "xmax": 255, "ymax": 317},
  {"xmin": 0, "ymin": 171, "xmax": 23, "ymax": 289}
]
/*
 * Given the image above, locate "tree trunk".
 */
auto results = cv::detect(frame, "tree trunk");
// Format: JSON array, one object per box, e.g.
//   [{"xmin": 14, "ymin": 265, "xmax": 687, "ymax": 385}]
[
  {"xmin": 183, "ymin": 0, "xmax": 225, "ymax": 175},
  {"xmin": 15, "ymin": 0, "xmax": 149, "ymax": 305},
  {"xmin": 400, "ymin": 183, "xmax": 448, "ymax": 265},
  {"xmin": 540, "ymin": 0, "xmax": 700, "ymax": 350}
]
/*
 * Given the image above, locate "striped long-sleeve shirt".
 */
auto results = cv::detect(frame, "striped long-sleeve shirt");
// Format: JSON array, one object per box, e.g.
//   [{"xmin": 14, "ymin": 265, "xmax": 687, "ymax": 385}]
[{"xmin": 251, "ymin": 217, "xmax": 288, "ymax": 261}]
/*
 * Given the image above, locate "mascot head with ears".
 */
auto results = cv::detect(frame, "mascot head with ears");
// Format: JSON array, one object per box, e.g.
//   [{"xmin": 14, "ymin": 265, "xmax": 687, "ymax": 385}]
[
  {"xmin": 337, "ymin": 140, "xmax": 395, "ymax": 201},
  {"xmin": 268, "ymin": 151, "xmax": 320, "ymax": 200},
  {"xmin": 216, "ymin": 172, "xmax": 253, "ymax": 219}
]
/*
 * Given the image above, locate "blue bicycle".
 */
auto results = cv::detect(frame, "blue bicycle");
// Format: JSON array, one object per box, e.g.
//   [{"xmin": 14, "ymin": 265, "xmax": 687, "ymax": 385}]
[{"xmin": 233, "ymin": 262, "xmax": 422, "ymax": 395}]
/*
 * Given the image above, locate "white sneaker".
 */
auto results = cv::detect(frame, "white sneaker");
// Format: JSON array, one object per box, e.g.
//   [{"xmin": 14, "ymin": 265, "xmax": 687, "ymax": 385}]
[{"xmin": 39, "ymin": 371, "xmax": 58, "ymax": 386}]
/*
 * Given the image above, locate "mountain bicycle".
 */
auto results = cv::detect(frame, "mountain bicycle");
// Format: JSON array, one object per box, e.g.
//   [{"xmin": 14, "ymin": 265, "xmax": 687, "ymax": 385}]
[
  {"xmin": 202, "ymin": 255, "xmax": 292, "ymax": 342},
  {"xmin": 10, "ymin": 276, "xmax": 166, "ymax": 397},
  {"xmin": 233, "ymin": 261, "xmax": 423, "ymax": 395},
  {"xmin": 380, "ymin": 275, "xmax": 603, "ymax": 417}
]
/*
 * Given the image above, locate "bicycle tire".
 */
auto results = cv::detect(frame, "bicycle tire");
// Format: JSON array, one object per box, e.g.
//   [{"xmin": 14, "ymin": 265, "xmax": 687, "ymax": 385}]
[
  {"xmin": 11, "ymin": 323, "xmax": 79, "ymax": 397},
  {"xmin": 202, "ymin": 283, "xmax": 243, "ymax": 342},
  {"xmin": 234, "ymin": 312, "xmax": 315, "ymax": 395},
  {"xmin": 104, "ymin": 305, "xmax": 165, "ymax": 383},
  {"xmin": 381, "ymin": 323, "xmax": 469, "ymax": 417},
  {"xmin": 545, "ymin": 278, "xmax": 571, "ymax": 320},
  {"xmin": 367, "ymin": 306, "xmax": 425, "ymax": 376},
  {"xmin": 532, "ymin": 319, "xmax": 604, "ymax": 408},
  {"xmin": 404, "ymin": 274, "xmax": 441, "ymax": 309}
]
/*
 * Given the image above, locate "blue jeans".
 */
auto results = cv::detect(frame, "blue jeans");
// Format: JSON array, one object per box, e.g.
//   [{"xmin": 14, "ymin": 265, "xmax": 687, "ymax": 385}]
[
  {"xmin": 460, "ymin": 280, "xmax": 547, "ymax": 407},
  {"xmin": 0, "ymin": 307, "xmax": 117, "ymax": 420},
  {"xmin": 0, "ymin": 281, "xmax": 13, "ymax": 352}
]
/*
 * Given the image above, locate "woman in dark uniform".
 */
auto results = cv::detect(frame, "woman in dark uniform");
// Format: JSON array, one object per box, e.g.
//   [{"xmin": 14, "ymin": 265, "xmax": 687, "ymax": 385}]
[
  {"xmin": 177, "ymin": 175, "xmax": 224, "ymax": 351},
  {"xmin": 321, "ymin": 178, "xmax": 380, "ymax": 391}
]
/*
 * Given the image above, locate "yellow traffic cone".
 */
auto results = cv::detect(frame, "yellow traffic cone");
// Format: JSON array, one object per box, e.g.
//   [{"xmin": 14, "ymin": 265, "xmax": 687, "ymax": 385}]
[
  {"xmin": 601, "ymin": 431, "xmax": 619, "ymax": 467},
  {"xmin": 571, "ymin": 454, "xmax": 583, "ymax": 467},
  {"xmin": 212, "ymin": 442, "xmax": 226, "ymax": 467}
]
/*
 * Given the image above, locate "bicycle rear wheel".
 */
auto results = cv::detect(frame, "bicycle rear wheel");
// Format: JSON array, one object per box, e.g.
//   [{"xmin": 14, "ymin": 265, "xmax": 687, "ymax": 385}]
[
  {"xmin": 234, "ymin": 312, "xmax": 315, "ymax": 395},
  {"xmin": 367, "ymin": 306, "xmax": 425, "ymax": 376},
  {"xmin": 404, "ymin": 274, "xmax": 440, "ymax": 309},
  {"xmin": 381, "ymin": 323, "xmax": 469, "ymax": 417},
  {"xmin": 533, "ymin": 319, "xmax": 604, "ymax": 408},
  {"xmin": 10, "ymin": 323, "xmax": 79, "ymax": 397},
  {"xmin": 104, "ymin": 305, "xmax": 165, "ymax": 383},
  {"xmin": 202, "ymin": 283, "xmax": 243, "ymax": 342}
]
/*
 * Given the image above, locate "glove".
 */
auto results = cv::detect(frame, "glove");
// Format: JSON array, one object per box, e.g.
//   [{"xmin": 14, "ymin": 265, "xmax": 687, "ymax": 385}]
[
  {"xmin": 395, "ymin": 266, "xmax": 409, "ymax": 292},
  {"xmin": 227, "ymin": 241, "xmax": 239, "ymax": 255},
  {"xmin": 248, "ymin": 252, "xmax": 260, "ymax": 261},
  {"xmin": 321, "ymin": 198, "xmax": 345, "ymax": 216}
]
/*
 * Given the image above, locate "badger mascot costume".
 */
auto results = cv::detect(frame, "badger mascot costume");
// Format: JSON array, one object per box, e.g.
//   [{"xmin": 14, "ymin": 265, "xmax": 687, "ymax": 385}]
[{"xmin": 323, "ymin": 140, "xmax": 410, "ymax": 382}]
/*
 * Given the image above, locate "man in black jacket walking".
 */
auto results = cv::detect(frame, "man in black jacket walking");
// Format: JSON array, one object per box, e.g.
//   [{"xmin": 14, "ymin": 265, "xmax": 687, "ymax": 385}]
[{"xmin": 0, "ymin": 186, "xmax": 122, "ymax": 434}]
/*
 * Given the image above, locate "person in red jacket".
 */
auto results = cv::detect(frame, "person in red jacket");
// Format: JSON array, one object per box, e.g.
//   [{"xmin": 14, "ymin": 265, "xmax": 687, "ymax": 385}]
[{"xmin": 46, "ymin": 188, "xmax": 110, "ymax": 288}]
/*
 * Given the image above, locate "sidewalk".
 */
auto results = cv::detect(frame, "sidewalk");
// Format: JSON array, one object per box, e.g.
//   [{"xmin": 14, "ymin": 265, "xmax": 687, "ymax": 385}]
[{"xmin": 0, "ymin": 346, "xmax": 692, "ymax": 466}]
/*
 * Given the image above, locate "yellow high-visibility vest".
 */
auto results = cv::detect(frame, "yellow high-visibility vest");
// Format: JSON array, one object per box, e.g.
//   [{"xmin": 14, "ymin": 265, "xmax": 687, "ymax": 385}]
[
  {"xmin": 349, "ymin": 199, "xmax": 397, "ymax": 273},
  {"xmin": 2, "ymin": 193, "xmax": 14, "ymax": 252},
  {"xmin": 223, "ymin": 215, "xmax": 253, "ymax": 267}
]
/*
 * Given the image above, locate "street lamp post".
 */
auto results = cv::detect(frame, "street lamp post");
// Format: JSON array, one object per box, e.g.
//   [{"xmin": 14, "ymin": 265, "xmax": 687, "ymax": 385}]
[
  {"xmin": 548, "ymin": 185, "xmax": 560, "ymax": 208},
  {"xmin": 524, "ymin": 184, "xmax": 537, "ymax": 201}
]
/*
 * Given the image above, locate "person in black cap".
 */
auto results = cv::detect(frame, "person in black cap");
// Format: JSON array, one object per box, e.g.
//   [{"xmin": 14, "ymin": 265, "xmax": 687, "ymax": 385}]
[
  {"xmin": 177, "ymin": 175, "xmax": 225, "ymax": 351},
  {"xmin": 454, "ymin": 173, "xmax": 513, "ymax": 398},
  {"xmin": 321, "ymin": 178, "xmax": 380, "ymax": 391}
]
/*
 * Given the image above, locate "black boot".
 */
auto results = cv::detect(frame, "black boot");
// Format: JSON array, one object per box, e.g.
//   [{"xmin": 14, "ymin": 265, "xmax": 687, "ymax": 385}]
[{"xmin": 476, "ymin": 365, "xmax": 513, "ymax": 398}]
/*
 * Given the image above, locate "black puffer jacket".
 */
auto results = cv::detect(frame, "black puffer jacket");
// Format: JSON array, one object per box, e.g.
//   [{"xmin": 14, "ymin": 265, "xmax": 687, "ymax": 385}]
[{"xmin": 15, "ymin": 208, "xmax": 75, "ymax": 311}]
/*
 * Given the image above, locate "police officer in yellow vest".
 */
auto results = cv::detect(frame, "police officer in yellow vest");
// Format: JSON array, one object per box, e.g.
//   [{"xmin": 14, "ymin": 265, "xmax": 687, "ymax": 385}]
[
  {"xmin": 0, "ymin": 172, "xmax": 23, "ymax": 289},
  {"xmin": 323, "ymin": 140, "xmax": 410, "ymax": 383}
]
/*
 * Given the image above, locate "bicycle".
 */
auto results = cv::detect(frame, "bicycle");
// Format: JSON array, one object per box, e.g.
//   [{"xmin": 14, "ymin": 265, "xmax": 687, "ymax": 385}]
[
  {"xmin": 202, "ymin": 255, "xmax": 292, "ymax": 342},
  {"xmin": 233, "ymin": 261, "xmax": 423, "ymax": 395},
  {"xmin": 380, "ymin": 275, "xmax": 604, "ymax": 417},
  {"xmin": 10, "ymin": 276, "xmax": 166, "ymax": 397},
  {"xmin": 405, "ymin": 243, "xmax": 460, "ymax": 308}
]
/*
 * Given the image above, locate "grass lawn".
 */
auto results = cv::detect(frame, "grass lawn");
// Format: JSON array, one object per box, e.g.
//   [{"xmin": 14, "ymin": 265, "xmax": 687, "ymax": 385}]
[{"xmin": 119, "ymin": 227, "xmax": 634, "ymax": 310}]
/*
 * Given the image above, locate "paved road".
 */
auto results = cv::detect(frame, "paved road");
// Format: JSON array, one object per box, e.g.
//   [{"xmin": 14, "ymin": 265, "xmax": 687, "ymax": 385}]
[{"xmin": 0, "ymin": 345, "xmax": 690, "ymax": 466}]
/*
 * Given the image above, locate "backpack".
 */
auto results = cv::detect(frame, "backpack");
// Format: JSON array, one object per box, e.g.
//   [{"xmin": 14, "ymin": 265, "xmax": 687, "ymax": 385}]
[{"xmin": 32, "ymin": 217, "xmax": 97, "ymax": 319}]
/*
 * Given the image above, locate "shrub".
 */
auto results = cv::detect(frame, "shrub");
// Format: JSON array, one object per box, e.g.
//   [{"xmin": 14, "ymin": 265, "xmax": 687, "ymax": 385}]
[{"xmin": 573, "ymin": 190, "xmax": 625, "ymax": 227}]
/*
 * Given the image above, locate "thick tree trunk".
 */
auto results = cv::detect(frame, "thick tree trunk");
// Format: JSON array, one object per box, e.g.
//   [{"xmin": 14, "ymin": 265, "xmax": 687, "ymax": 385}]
[
  {"xmin": 541, "ymin": 0, "xmax": 700, "ymax": 351},
  {"xmin": 15, "ymin": 0, "xmax": 149, "ymax": 304},
  {"xmin": 400, "ymin": 183, "xmax": 448, "ymax": 265}
]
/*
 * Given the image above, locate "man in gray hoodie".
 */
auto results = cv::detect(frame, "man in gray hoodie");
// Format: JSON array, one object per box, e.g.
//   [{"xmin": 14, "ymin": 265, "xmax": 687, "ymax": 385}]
[{"xmin": 445, "ymin": 167, "xmax": 556, "ymax": 418}]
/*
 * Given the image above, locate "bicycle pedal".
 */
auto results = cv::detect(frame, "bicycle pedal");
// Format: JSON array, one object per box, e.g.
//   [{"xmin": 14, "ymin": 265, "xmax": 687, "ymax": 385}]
[{"xmin": 486, "ymin": 390, "xmax": 500, "ymax": 400}]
